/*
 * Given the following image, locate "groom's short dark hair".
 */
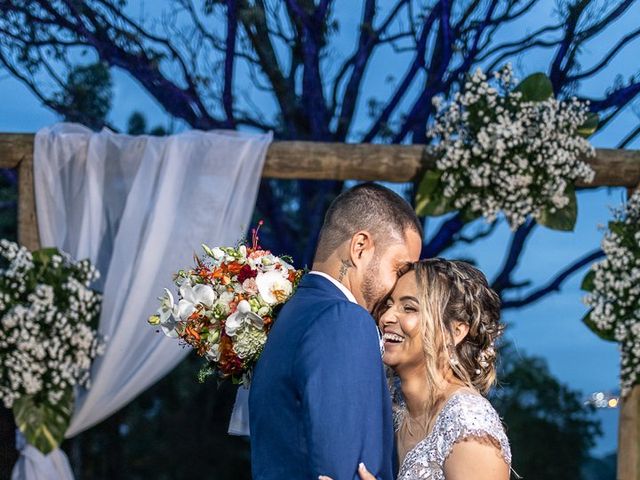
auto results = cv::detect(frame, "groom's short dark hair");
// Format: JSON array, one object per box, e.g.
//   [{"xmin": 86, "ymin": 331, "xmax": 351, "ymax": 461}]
[{"xmin": 314, "ymin": 183, "xmax": 423, "ymax": 262}]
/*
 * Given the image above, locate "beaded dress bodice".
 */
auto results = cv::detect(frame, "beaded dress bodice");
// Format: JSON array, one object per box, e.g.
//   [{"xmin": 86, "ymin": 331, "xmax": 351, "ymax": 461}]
[{"xmin": 394, "ymin": 392, "xmax": 511, "ymax": 480}]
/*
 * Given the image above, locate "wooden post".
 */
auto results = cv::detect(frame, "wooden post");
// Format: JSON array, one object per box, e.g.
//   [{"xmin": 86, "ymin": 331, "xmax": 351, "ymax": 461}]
[
  {"xmin": 17, "ymin": 145, "xmax": 40, "ymax": 251},
  {"xmin": 0, "ymin": 135, "xmax": 35, "ymax": 480},
  {"xmin": 618, "ymin": 385, "xmax": 640, "ymax": 480}
]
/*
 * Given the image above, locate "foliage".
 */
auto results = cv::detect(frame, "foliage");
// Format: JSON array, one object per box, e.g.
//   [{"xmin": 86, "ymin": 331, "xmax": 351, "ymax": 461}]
[
  {"xmin": 582, "ymin": 192, "xmax": 640, "ymax": 396},
  {"xmin": 13, "ymin": 388, "xmax": 73, "ymax": 455},
  {"xmin": 0, "ymin": 242, "xmax": 104, "ymax": 453},
  {"xmin": 492, "ymin": 345, "xmax": 602, "ymax": 480},
  {"xmin": 127, "ymin": 111, "xmax": 168, "ymax": 136},
  {"xmin": 417, "ymin": 65, "xmax": 596, "ymax": 230},
  {"xmin": 56, "ymin": 63, "xmax": 112, "ymax": 130}
]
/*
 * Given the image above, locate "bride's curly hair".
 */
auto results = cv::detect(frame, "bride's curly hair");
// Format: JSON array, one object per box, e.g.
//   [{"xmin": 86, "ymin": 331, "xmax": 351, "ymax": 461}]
[{"xmin": 396, "ymin": 259, "xmax": 504, "ymax": 396}]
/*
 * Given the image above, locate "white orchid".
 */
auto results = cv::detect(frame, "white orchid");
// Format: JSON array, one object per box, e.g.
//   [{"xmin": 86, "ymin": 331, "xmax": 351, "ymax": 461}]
[
  {"xmin": 210, "ymin": 247, "xmax": 225, "ymax": 261},
  {"xmin": 256, "ymin": 270, "xmax": 293, "ymax": 305},
  {"xmin": 176, "ymin": 283, "xmax": 216, "ymax": 321},
  {"xmin": 225, "ymin": 300, "xmax": 264, "ymax": 337},
  {"xmin": 150, "ymin": 288, "xmax": 180, "ymax": 338}
]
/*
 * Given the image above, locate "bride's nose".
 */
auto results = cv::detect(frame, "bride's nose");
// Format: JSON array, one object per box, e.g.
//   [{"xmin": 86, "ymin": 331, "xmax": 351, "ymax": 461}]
[{"xmin": 380, "ymin": 308, "xmax": 398, "ymax": 326}]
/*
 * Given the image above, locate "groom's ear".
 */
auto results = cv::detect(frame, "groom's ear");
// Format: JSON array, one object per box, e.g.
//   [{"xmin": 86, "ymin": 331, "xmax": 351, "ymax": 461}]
[{"xmin": 349, "ymin": 230, "xmax": 374, "ymax": 267}]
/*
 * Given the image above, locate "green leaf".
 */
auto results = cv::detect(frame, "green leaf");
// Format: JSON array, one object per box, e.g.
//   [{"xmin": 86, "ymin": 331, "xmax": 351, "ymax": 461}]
[
  {"xmin": 13, "ymin": 390, "xmax": 73, "ymax": 454},
  {"xmin": 459, "ymin": 208, "xmax": 482, "ymax": 223},
  {"xmin": 577, "ymin": 112, "xmax": 599, "ymax": 138},
  {"xmin": 31, "ymin": 247, "xmax": 60, "ymax": 267},
  {"xmin": 581, "ymin": 270, "xmax": 595, "ymax": 292},
  {"xmin": 515, "ymin": 73, "xmax": 554, "ymax": 102},
  {"xmin": 609, "ymin": 221, "xmax": 625, "ymax": 237},
  {"xmin": 582, "ymin": 310, "xmax": 616, "ymax": 343},
  {"xmin": 201, "ymin": 244, "xmax": 215, "ymax": 258},
  {"xmin": 537, "ymin": 186, "xmax": 577, "ymax": 231},
  {"xmin": 415, "ymin": 170, "xmax": 456, "ymax": 217}
]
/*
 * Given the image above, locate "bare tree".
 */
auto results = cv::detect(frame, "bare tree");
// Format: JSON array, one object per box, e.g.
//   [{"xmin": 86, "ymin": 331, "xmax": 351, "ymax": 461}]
[{"xmin": 0, "ymin": 0, "xmax": 639, "ymax": 304}]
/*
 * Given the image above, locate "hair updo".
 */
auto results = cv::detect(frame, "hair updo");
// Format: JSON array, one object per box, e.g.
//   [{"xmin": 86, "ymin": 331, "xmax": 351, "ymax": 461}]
[{"xmin": 404, "ymin": 258, "xmax": 504, "ymax": 395}]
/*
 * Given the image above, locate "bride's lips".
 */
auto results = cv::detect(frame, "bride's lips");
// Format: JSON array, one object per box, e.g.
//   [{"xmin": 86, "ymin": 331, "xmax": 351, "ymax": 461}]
[{"xmin": 382, "ymin": 330, "xmax": 405, "ymax": 345}]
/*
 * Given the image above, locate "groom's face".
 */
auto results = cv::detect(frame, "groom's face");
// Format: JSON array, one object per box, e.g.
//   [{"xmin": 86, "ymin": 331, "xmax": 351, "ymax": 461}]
[{"xmin": 360, "ymin": 228, "xmax": 422, "ymax": 310}]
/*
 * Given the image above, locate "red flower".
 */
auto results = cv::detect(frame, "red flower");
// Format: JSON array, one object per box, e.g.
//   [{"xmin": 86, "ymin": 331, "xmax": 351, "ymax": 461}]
[{"xmin": 237, "ymin": 264, "xmax": 258, "ymax": 283}]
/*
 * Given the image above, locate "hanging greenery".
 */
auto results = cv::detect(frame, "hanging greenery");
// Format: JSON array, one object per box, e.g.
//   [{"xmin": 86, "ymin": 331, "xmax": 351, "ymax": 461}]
[
  {"xmin": 416, "ymin": 64, "xmax": 598, "ymax": 231},
  {"xmin": 0, "ymin": 241, "xmax": 104, "ymax": 453},
  {"xmin": 582, "ymin": 192, "xmax": 640, "ymax": 397}
]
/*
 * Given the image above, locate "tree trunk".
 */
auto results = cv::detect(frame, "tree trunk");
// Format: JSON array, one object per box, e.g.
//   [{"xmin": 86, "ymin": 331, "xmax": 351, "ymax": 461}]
[{"xmin": 0, "ymin": 407, "xmax": 18, "ymax": 479}]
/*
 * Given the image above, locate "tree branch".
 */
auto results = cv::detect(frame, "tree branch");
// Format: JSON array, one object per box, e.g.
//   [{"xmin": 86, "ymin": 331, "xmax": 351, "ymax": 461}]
[
  {"xmin": 569, "ymin": 26, "xmax": 640, "ymax": 82},
  {"xmin": 223, "ymin": 0, "xmax": 238, "ymax": 125},
  {"xmin": 421, "ymin": 212, "xmax": 466, "ymax": 258},
  {"xmin": 501, "ymin": 249, "xmax": 604, "ymax": 309},
  {"xmin": 362, "ymin": 4, "xmax": 441, "ymax": 143},
  {"xmin": 492, "ymin": 219, "xmax": 537, "ymax": 294}
]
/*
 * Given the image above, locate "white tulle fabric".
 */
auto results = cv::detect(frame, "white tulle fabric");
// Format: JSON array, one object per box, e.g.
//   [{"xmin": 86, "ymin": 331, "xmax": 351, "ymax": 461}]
[{"xmin": 11, "ymin": 123, "xmax": 271, "ymax": 479}]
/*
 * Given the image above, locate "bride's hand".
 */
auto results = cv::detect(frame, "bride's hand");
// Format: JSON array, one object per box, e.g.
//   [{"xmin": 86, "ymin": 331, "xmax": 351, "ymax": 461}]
[{"xmin": 319, "ymin": 462, "xmax": 376, "ymax": 480}]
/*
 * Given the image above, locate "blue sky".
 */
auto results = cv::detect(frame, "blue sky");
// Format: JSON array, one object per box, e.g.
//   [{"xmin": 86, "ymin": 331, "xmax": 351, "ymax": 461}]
[{"xmin": 1, "ymin": 0, "xmax": 638, "ymax": 455}]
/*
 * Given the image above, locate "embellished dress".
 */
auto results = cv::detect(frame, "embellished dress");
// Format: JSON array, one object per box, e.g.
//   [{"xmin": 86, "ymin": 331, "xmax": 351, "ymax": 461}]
[{"xmin": 394, "ymin": 391, "xmax": 511, "ymax": 480}]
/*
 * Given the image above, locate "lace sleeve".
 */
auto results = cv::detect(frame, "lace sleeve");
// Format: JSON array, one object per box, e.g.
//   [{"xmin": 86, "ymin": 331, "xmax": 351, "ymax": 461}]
[{"xmin": 433, "ymin": 393, "xmax": 511, "ymax": 466}]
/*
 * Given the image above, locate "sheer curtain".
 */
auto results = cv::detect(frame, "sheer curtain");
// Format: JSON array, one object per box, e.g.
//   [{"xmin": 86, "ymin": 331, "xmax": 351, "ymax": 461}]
[{"xmin": 12, "ymin": 123, "xmax": 272, "ymax": 479}]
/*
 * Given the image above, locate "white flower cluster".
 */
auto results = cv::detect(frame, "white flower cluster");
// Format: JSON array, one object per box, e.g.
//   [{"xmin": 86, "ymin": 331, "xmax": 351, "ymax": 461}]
[
  {"xmin": 428, "ymin": 64, "xmax": 595, "ymax": 229},
  {"xmin": 0, "ymin": 240, "xmax": 105, "ymax": 408},
  {"xmin": 583, "ymin": 193, "xmax": 640, "ymax": 396}
]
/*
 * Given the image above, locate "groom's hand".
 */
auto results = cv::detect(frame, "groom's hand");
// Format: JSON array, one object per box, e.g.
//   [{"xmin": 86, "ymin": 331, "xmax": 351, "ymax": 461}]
[{"xmin": 319, "ymin": 462, "xmax": 377, "ymax": 480}]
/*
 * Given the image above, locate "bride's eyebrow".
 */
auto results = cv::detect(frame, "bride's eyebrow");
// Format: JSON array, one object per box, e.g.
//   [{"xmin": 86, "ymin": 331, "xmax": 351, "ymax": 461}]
[{"xmin": 398, "ymin": 295, "xmax": 419, "ymax": 303}]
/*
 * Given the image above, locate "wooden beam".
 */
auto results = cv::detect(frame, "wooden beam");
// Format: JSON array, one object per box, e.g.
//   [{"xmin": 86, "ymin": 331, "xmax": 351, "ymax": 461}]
[
  {"xmin": 1, "ymin": 133, "xmax": 640, "ymax": 186},
  {"xmin": 0, "ymin": 133, "xmax": 34, "ymax": 169}
]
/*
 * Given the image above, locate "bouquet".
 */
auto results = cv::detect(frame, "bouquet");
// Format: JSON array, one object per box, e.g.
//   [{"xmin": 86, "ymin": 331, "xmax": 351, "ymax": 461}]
[
  {"xmin": 0, "ymin": 240, "xmax": 104, "ymax": 453},
  {"xmin": 149, "ymin": 223, "xmax": 303, "ymax": 385}
]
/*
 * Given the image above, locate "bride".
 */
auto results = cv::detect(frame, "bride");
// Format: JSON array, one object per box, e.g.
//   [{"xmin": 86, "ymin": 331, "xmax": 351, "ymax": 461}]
[{"xmin": 322, "ymin": 258, "xmax": 511, "ymax": 480}]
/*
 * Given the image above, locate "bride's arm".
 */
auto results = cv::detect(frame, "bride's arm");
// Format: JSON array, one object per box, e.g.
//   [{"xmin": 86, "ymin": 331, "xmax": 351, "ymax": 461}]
[{"xmin": 443, "ymin": 438, "xmax": 510, "ymax": 480}]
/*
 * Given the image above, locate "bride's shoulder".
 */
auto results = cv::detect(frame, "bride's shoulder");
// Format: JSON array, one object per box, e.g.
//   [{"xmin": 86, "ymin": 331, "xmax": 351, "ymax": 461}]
[{"xmin": 436, "ymin": 390, "xmax": 511, "ymax": 465}]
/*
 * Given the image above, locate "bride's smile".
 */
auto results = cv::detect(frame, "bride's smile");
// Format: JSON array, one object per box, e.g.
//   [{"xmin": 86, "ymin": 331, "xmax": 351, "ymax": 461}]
[{"xmin": 378, "ymin": 273, "xmax": 423, "ymax": 371}]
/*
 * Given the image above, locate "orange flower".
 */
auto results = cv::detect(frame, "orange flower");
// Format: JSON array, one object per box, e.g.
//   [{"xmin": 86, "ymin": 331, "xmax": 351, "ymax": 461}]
[
  {"xmin": 226, "ymin": 262, "xmax": 244, "ymax": 275},
  {"xmin": 288, "ymin": 269, "xmax": 297, "ymax": 283}
]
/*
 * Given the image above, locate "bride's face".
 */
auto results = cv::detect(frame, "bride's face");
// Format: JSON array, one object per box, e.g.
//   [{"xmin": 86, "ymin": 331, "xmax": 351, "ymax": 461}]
[{"xmin": 378, "ymin": 272, "xmax": 425, "ymax": 372}]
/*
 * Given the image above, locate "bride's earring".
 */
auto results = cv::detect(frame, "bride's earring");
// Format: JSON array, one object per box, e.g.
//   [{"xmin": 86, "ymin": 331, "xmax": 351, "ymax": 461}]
[{"xmin": 448, "ymin": 344, "xmax": 459, "ymax": 366}]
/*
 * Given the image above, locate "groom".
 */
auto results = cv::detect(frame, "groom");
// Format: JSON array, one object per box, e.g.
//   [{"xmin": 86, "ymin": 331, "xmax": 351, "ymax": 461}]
[{"xmin": 250, "ymin": 183, "xmax": 423, "ymax": 479}]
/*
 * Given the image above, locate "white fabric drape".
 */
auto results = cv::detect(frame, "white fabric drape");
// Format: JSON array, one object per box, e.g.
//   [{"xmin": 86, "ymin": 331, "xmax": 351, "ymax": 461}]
[{"xmin": 12, "ymin": 123, "xmax": 271, "ymax": 479}]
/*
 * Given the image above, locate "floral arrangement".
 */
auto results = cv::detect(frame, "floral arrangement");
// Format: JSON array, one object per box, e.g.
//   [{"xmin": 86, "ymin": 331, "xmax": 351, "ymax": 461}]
[
  {"xmin": 417, "ymin": 64, "xmax": 597, "ymax": 230},
  {"xmin": 0, "ymin": 240, "xmax": 104, "ymax": 453},
  {"xmin": 582, "ymin": 192, "xmax": 640, "ymax": 397},
  {"xmin": 149, "ymin": 223, "xmax": 303, "ymax": 385}
]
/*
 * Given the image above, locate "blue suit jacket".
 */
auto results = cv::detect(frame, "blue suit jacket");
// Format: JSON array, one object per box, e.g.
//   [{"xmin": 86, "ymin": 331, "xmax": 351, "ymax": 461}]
[{"xmin": 249, "ymin": 273, "xmax": 394, "ymax": 480}]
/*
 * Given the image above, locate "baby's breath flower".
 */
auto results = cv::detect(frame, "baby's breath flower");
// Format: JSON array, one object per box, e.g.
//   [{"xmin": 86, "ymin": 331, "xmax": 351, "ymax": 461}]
[
  {"xmin": 428, "ymin": 64, "xmax": 594, "ymax": 229},
  {"xmin": 0, "ymin": 242, "xmax": 104, "ymax": 408},
  {"xmin": 583, "ymin": 192, "xmax": 640, "ymax": 396}
]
